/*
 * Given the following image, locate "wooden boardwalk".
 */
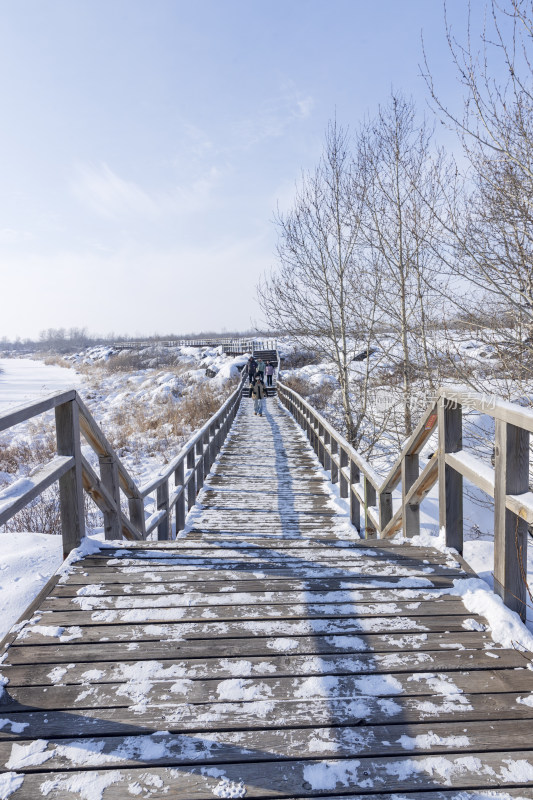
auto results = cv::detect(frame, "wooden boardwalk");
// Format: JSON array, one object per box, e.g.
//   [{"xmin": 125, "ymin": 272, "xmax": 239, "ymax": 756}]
[{"xmin": 1, "ymin": 399, "xmax": 533, "ymax": 798}]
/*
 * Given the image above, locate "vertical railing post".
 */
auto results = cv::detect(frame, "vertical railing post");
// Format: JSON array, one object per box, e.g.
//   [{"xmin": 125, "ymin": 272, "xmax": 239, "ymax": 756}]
[
  {"xmin": 318, "ymin": 422, "xmax": 325, "ymax": 467},
  {"xmin": 187, "ymin": 449, "xmax": 196, "ymax": 510},
  {"xmin": 128, "ymin": 497, "xmax": 146, "ymax": 538},
  {"xmin": 331, "ymin": 439, "xmax": 339, "ymax": 484},
  {"xmin": 175, "ymin": 460, "xmax": 186, "ymax": 535},
  {"xmin": 339, "ymin": 448, "xmax": 348, "ymax": 499},
  {"xmin": 55, "ymin": 399, "xmax": 85, "ymax": 557},
  {"xmin": 99, "ymin": 455, "xmax": 122, "ymax": 540},
  {"xmin": 494, "ymin": 420, "xmax": 529, "ymax": 620},
  {"xmin": 196, "ymin": 439, "xmax": 205, "ymax": 490},
  {"xmin": 379, "ymin": 490, "xmax": 393, "ymax": 535},
  {"xmin": 156, "ymin": 480, "xmax": 170, "ymax": 540},
  {"xmin": 324, "ymin": 431, "xmax": 331, "ymax": 473},
  {"xmin": 203, "ymin": 431, "xmax": 210, "ymax": 479},
  {"xmin": 401, "ymin": 453, "xmax": 420, "ymax": 538},
  {"xmin": 438, "ymin": 398, "xmax": 463, "ymax": 551},
  {"xmin": 364, "ymin": 477, "xmax": 377, "ymax": 539},
  {"xmin": 208, "ymin": 424, "xmax": 216, "ymax": 470},
  {"xmin": 350, "ymin": 460, "xmax": 361, "ymax": 532}
]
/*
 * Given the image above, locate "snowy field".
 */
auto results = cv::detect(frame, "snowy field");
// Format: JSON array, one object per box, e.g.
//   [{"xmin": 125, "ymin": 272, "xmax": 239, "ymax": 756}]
[{"xmin": 0, "ymin": 357, "xmax": 82, "ymax": 413}]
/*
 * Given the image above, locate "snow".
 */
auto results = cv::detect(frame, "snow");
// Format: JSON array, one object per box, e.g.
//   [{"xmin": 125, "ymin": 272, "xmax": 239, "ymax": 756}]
[
  {"xmin": 213, "ymin": 777, "xmax": 246, "ymax": 798},
  {"xmin": 397, "ymin": 732, "xmax": 470, "ymax": 750},
  {"xmin": 446, "ymin": 576, "xmax": 533, "ymax": 652},
  {"xmin": 303, "ymin": 760, "xmax": 361, "ymax": 791},
  {"xmin": 462, "ymin": 617, "xmax": 487, "ymax": 632},
  {"xmin": 216, "ymin": 679, "xmax": 272, "ymax": 702},
  {"xmin": 0, "ymin": 358, "xmax": 82, "ymax": 413},
  {"xmin": 406, "ymin": 672, "xmax": 464, "ymax": 696},
  {"xmin": 406, "ymin": 529, "xmax": 533, "ymax": 639},
  {"xmin": 0, "ymin": 772, "xmax": 24, "ymax": 799},
  {"xmin": 40, "ymin": 770, "xmax": 123, "ymax": 799},
  {"xmin": 293, "ymin": 674, "xmax": 403, "ymax": 699},
  {"xmin": 0, "ymin": 532, "xmax": 63, "ymax": 640},
  {"xmin": 266, "ymin": 637, "xmax": 299, "ymax": 652},
  {"xmin": 516, "ymin": 694, "xmax": 533, "ymax": 707},
  {"xmin": 0, "ymin": 719, "xmax": 29, "ymax": 734}
]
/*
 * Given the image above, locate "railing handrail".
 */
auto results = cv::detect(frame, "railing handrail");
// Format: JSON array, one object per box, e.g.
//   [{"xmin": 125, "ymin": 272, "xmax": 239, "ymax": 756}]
[
  {"xmin": 139, "ymin": 376, "xmax": 245, "ymax": 497},
  {"xmin": 277, "ymin": 380, "xmax": 532, "ymax": 622},
  {"xmin": 113, "ymin": 337, "xmax": 278, "ymax": 353},
  {"xmin": 277, "ymin": 382, "xmax": 382, "ymax": 488},
  {"xmin": 0, "ymin": 371, "xmax": 246, "ymax": 554}
]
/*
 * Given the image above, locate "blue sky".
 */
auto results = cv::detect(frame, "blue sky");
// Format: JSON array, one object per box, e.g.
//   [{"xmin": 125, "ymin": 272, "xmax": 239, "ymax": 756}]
[{"xmin": 1, "ymin": 0, "xmax": 476, "ymax": 339}]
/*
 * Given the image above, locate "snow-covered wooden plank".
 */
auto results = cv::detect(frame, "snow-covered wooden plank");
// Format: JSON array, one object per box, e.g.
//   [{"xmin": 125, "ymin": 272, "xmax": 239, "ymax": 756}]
[
  {"xmin": 445, "ymin": 449, "xmax": 494, "ymax": 497},
  {"xmin": 14, "ymin": 613, "xmax": 484, "ymax": 645},
  {"xmin": 0, "ymin": 389, "xmax": 76, "ymax": 433},
  {"xmin": 144, "ymin": 509, "xmax": 167, "ymax": 536},
  {"xmin": 33, "ymin": 597, "xmax": 470, "ymax": 627},
  {"xmin": 4, "ymin": 667, "xmax": 531, "ymax": 713},
  {"xmin": 6, "ymin": 750, "xmax": 533, "ymax": 798},
  {"xmin": 0, "ymin": 455, "xmax": 74, "ymax": 526},
  {"xmin": 59, "ymin": 569, "xmax": 461, "ymax": 587},
  {"xmin": 0, "ymin": 718, "xmax": 531, "ymax": 772},
  {"xmin": 3, "ymin": 646, "xmax": 523, "ymax": 688},
  {"xmin": 81, "ymin": 546, "xmax": 456, "ymax": 564},
  {"xmin": 42, "ymin": 587, "xmax": 464, "ymax": 610},
  {"xmin": 48, "ymin": 583, "xmax": 465, "ymax": 601},
  {"xmin": 0, "ymin": 691, "xmax": 531, "ymax": 742},
  {"xmin": 69, "ymin": 562, "xmax": 465, "ymax": 580},
  {"xmin": 5, "ymin": 630, "xmax": 497, "ymax": 666}
]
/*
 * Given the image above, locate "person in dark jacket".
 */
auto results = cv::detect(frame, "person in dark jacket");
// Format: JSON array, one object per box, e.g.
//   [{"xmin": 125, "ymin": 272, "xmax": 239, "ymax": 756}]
[
  {"xmin": 251, "ymin": 375, "xmax": 267, "ymax": 416},
  {"xmin": 247, "ymin": 356, "xmax": 257, "ymax": 385}
]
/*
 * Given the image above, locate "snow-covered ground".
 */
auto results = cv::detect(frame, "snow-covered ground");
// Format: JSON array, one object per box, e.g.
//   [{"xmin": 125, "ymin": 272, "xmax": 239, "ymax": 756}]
[
  {"xmin": 0, "ymin": 358, "xmax": 82, "ymax": 413},
  {"xmin": 0, "ymin": 532, "xmax": 64, "ymax": 638}
]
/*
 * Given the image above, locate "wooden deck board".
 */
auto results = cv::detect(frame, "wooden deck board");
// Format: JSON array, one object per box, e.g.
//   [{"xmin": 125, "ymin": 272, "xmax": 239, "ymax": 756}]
[
  {"xmin": 1, "ymin": 719, "xmax": 532, "ymax": 770},
  {"xmin": 1, "ymin": 399, "xmax": 533, "ymax": 798},
  {"xmin": 2, "ymin": 648, "xmax": 525, "ymax": 686},
  {"xmin": 7, "ymin": 750, "xmax": 533, "ymax": 798}
]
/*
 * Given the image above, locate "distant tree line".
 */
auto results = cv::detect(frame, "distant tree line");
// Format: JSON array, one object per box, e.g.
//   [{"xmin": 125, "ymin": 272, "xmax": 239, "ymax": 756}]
[{"xmin": 0, "ymin": 327, "xmax": 270, "ymax": 355}]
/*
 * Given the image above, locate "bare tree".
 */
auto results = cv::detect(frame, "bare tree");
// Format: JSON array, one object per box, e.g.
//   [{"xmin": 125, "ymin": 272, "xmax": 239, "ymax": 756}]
[
  {"xmin": 258, "ymin": 121, "xmax": 387, "ymax": 450},
  {"xmin": 362, "ymin": 93, "xmax": 450, "ymax": 436},
  {"xmin": 423, "ymin": 0, "xmax": 533, "ymax": 353}
]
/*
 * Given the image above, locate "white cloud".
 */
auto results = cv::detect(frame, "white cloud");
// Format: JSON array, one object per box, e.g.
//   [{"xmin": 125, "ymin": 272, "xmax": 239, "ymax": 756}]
[
  {"xmin": 232, "ymin": 83, "xmax": 314, "ymax": 149},
  {"xmin": 71, "ymin": 162, "xmax": 221, "ymax": 221},
  {"xmin": 72, "ymin": 163, "xmax": 158, "ymax": 219},
  {"xmin": 296, "ymin": 96, "xmax": 314, "ymax": 118}
]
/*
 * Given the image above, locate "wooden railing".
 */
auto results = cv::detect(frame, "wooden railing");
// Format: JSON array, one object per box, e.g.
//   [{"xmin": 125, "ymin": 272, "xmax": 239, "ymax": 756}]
[
  {"xmin": 278, "ymin": 382, "xmax": 532, "ymax": 621},
  {"xmin": 0, "ymin": 374, "xmax": 245, "ymax": 557},
  {"xmin": 114, "ymin": 337, "xmax": 278, "ymax": 354}
]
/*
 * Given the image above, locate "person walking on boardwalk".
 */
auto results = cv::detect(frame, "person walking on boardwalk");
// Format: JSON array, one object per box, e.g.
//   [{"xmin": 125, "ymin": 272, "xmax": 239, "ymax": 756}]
[
  {"xmin": 265, "ymin": 361, "xmax": 274, "ymax": 387},
  {"xmin": 256, "ymin": 357, "xmax": 265, "ymax": 381},
  {"xmin": 247, "ymin": 356, "xmax": 257, "ymax": 385},
  {"xmin": 251, "ymin": 374, "xmax": 267, "ymax": 416}
]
